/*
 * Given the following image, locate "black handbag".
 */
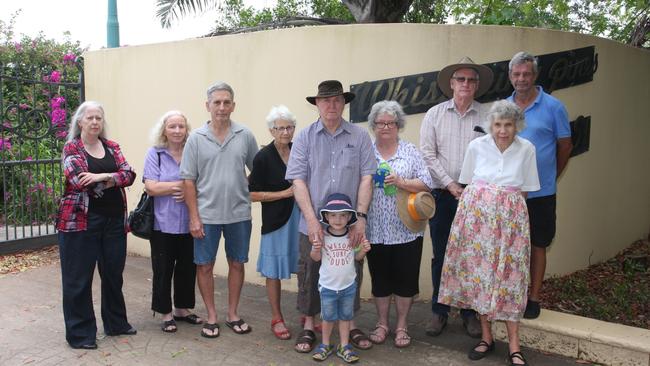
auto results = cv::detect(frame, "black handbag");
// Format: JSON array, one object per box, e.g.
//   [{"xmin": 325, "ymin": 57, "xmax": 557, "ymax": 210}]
[
  {"xmin": 127, "ymin": 152, "xmax": 160, "ymax": 239},
  {"xmin": 127, "ymin": 192, "xmax": 154, "ymax": 239}
]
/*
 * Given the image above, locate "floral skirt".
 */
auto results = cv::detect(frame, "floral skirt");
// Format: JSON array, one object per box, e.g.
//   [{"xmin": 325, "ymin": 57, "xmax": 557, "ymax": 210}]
[{"xmin": 438, "ymin": 181, "xmax": 530, "ymax": 321}]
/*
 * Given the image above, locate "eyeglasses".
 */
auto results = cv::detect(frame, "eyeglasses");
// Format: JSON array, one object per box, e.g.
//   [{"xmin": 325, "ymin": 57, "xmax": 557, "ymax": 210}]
[
  {"xmin": 272, "ymin": 125, "xmax": 295, "ymax": 133},
  {"xmin": 452, "ymin": 76, "xmax": 479, "ymax": 84},
  {"xmin": 376, "ymin": 121, "xmax": 398, "ymax": 129}
]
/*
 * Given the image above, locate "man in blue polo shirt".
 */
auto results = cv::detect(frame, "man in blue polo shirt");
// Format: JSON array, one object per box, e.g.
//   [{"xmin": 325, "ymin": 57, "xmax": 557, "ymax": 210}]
[{"xmin": 507, "ymin": 51, "xmax": 573, "ymax": 319}]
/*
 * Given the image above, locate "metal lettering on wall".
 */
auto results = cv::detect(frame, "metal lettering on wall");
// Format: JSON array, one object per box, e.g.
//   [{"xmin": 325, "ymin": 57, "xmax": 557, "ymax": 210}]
[
  {"xmin": 570, "ymin": 115, "xmax": 590, "ymax": 157},
  {"xmin": 349, "ymin": 46, "xmax": 598, "ymax": 123}
]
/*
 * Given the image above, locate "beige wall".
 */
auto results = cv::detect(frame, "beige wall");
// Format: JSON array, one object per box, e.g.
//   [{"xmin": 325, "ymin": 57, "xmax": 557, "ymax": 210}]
[{"xmin": 84, "ymin": 24, "xmax": 650, "ymax": 299}]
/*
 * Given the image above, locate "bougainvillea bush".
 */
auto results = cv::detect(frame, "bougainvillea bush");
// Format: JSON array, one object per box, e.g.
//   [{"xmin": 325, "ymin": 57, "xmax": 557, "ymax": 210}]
[{"xmin": 1, "ymin": 12, "xmax": 85, "ymax": 226}]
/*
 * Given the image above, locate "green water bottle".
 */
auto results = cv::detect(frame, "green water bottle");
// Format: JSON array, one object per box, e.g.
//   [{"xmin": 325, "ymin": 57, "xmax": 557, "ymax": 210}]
[{"xmin": 379, "ymin": 162, "xmax": 397, "ymax": 196}]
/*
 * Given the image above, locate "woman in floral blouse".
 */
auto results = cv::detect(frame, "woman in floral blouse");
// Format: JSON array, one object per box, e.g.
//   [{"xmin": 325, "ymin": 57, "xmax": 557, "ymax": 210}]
[
  {"xmin": 438, "ymin": 100, "xmax": 540, "ymax": 366},
  {"xmin": 365, "ymin": 101, "xmax": 433, "ymax": 348},
  {"xmin": 56, "ymin": 101, "xmax": 136, "ymax": 350}
]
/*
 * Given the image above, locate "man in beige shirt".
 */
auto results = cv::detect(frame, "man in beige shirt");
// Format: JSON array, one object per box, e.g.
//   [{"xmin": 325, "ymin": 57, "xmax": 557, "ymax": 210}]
[{"xmin": 419, "ymin": 57, "xmax": 493, "ymax": 338}]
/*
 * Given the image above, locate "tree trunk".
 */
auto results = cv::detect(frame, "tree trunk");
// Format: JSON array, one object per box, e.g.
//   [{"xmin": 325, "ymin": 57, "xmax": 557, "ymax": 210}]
[{"xmin": 342, "ymin": 0, "xmax": 414, "ymax": 23}]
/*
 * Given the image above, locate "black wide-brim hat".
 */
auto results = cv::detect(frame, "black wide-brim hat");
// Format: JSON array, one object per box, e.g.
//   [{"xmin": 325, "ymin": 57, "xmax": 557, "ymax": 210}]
[
  {"xmin": 437, "ymin": 56, "xmax": 494, "ymax": 98},
  {"xmin": 306, "ymin": 80, "xmax": 355, "ymax": 105}
]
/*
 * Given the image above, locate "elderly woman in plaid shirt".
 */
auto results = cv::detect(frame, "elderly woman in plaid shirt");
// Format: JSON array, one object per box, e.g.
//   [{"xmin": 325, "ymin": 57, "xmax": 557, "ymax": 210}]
[{"xmin": 56, "ymin": 101, "xmax": 136, "ymax": 350}]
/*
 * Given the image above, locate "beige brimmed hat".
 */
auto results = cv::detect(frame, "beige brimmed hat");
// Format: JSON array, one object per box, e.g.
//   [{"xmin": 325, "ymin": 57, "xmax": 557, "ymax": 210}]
[
  {"xmin": 396, "ymin": 189, "xmax": 436, "ymax": 233},
  {"xmin": 437, "ymin": 56, "xmax": 494, "ymax": 98}
]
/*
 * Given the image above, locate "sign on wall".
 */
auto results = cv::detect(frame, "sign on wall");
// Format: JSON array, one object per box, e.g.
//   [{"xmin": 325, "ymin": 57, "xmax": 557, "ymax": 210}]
[{"xmin": 349, "ymin": 46, "xmax": 597, "ymax": 157}]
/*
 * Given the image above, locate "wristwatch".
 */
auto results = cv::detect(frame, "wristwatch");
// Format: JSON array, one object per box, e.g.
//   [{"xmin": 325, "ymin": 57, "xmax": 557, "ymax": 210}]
[{"xmin": 356, "ymin": 212, "xmax": 368, "ymax": 219}]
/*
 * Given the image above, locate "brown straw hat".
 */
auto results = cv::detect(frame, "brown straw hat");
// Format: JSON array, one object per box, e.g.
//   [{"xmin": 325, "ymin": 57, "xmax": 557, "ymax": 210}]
[
  {"xmin": 396, "ymin": 189, "xmax": 436, "ymax": 233},
  {"xmin": 437, "ymin": 56, "xmax": 494, "ymax": 98},
  {"xmin": 306, "ymin": 80, "xmax": 355, "ymax": 105}
]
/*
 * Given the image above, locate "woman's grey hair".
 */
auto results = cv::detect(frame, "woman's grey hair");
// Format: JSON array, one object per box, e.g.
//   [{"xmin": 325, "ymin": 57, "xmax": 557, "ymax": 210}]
[
  {"xmin": 206, "ymin": 81, "xmax": 234, "ymax": 101},
  {"xmin": 150, "ymin": 110, "xmax": 191, "ymax": 148},
  {"xmin": 265, "ymin": 105, "xmax": 297, "ymax": 129},
  {"xmin": 486, "ymin": 100, "xmax": 526, "ymax": 132},
  {"xmin": 66, "ymin": 101, "xmax": 107, "ymax": 142},
  {"xmin": 367, "ymin": 100, "xmax": 406, "ymax": 131},
  {"xmin": 509, "ymin": 51, "xmax": 538, "ymax": 74}
]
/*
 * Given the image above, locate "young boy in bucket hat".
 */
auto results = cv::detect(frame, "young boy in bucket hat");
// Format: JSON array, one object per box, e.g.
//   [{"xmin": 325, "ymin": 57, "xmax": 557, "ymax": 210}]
[{"xmin": 309, "ymin": 193, "xmax": 371, "ymax": 363}]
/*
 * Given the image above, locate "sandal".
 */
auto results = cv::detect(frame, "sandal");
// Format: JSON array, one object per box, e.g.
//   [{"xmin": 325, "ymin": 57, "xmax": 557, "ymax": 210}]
[
  {"xmin": 311, "ymin": 343, "xmax": 334, "ymax": 361},
  {"xmin": 201, "ymin": 323, "xmax": 220, "ymax": 338},
  {"xmin": 468, "ymin": 340, "xmax": 495, "ymax": 360},
  {"xmin": 336, "ymin": 344, "xmax": 360, "ymax": 364},
  {"xmin": 509, "ymin": 351, "xmax": 529, "ymax": 366},
  {"xmin": 225, "ymin": 318, "xmax": 252, "ymax": 334},
  {"xmin": 369, "ymin": 323, "xmax": 390, "ymax": 344},
  {"xmin": 161, "ymin": 319, "xmax": 177, "ymax": 333},
  {"xmin": 294, "ymin": 329, "xmax": 317, "ymax": 353},
  {"xmin": 300, "ymin": 315, "xmax": 322, "ymax": 333},
  {"xmin": 394, "ymin": 327, "xmax": 411, "ymax": 348},
  {"xmin": 349, "ymin": 328, "xmax": 373, "ymax": 350},
  {"xmin": 271, "ymin": 318, "xmax": 291, "ymax": 340},
  {"xmin": 174, "ymin": 313, "xmax": 203, "ymax": 325}
]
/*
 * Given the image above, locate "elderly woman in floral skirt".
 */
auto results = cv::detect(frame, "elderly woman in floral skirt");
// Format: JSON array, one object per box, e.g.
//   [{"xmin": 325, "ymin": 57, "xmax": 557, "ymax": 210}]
[{"xmin": 438, "ymin": 100, "xmax": 540, "ymax": 366}]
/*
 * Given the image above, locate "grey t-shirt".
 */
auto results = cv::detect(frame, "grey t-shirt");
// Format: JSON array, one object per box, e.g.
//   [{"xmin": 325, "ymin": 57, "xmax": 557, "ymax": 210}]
[{"xmin": 180, "ymin": 121, "xmax": 258, "ymax": 224}]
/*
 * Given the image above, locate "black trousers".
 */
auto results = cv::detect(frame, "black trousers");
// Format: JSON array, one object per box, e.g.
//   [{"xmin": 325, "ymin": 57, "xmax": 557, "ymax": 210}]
[
  {"xmin": 58, "ymin": 212, "xmax": 132, "ymax": 347},
  {"xmin": 149, "ymin": 230, "xmax": 196, "ymax": 314}
]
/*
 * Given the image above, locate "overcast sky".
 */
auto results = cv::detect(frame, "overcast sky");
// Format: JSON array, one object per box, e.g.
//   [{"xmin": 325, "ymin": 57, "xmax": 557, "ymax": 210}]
[{"xmin": 1, "ymin": 1, "xmax": 274, "ymax": 50}]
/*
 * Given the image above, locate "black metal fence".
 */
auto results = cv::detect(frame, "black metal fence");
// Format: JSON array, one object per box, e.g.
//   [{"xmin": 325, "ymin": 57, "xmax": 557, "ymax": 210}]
[{"xmin": 0, "ymin": 59, "xmax": 84, "ymax": 254}]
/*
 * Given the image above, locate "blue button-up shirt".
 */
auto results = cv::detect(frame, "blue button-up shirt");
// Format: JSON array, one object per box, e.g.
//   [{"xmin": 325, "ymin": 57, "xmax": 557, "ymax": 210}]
[{"xmin": 286, "ymin": 119, "xmax": 376, "ymax": 235}]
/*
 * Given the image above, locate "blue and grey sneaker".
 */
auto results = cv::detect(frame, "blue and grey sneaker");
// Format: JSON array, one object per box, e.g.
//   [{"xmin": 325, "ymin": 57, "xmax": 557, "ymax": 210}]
[
  {"xmin": 312, "ymin": 343, "xmax": 334, "ymax": 362},
  {"xmin": 336, "ymin": 344, "xmax": 360, "ymax": 363}
]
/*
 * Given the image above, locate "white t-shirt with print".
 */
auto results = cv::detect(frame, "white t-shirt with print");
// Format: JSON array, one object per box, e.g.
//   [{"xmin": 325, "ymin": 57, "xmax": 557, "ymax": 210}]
[{"xmin": 318, "ymin": 231, "xmax": 356, "ymax": 291}]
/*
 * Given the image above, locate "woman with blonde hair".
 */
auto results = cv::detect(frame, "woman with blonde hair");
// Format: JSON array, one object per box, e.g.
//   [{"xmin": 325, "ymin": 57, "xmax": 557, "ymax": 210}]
[{"xmin": 143, "ymin": 110, "xmax": 203, "ymax": 333}]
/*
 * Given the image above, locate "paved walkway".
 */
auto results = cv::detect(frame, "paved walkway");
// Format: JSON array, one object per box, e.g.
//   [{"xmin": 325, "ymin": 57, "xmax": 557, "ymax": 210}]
[{"xmin": 0, "ymin": 256, "xmax": 577, "ymax": 365}]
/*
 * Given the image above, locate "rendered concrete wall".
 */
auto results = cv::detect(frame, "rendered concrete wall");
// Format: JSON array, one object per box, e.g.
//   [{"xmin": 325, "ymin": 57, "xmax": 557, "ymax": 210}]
[{"xmin": 83, "ymin": 24, "xmax": 650, "ymax": 299}]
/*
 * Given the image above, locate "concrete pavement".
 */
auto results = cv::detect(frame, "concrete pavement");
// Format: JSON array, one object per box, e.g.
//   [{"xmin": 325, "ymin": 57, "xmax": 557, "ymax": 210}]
[{"xmin": 0, "ymin": 255, "xmax": 579, "ymax": 365}]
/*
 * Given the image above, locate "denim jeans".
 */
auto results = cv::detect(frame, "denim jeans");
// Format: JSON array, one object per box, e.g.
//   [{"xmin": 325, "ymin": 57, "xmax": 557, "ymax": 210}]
[{"xmin": 429, "ymin": 190, "xmax": 476, "ymax": 319}]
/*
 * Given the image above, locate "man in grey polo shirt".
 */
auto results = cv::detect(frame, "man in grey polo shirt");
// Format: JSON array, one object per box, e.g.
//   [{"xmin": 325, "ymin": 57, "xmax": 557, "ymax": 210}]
[
  {"xmin": 180, "ymin": 81, "xmax": 258, "ymax": 338},
  {"xmin": 286, "ymin": 80, "xmax": 376, "ymax": 353}
]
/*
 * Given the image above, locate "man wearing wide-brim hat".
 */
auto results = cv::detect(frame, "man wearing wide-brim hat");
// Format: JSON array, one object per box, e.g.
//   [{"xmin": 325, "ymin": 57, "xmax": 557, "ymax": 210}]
[
  {"xmin": 286, "ymin": 80, "xmax": 376, "ymax": 352},
  {"xmin": 419, "ymin": 57, "xmax": 494, "ymax": 339}
]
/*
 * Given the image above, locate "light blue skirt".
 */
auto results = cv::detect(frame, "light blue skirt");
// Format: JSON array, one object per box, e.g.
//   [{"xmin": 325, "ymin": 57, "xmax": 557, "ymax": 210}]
[{"xmin": 257, "ymin": 204, "xmax": 300, "ymax": 279}]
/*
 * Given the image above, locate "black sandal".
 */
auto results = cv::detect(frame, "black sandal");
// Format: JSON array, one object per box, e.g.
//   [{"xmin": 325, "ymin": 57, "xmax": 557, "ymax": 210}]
[
  {"xmin": 294, "ymin": 329, "xmax": 316, "ymax": 353},
  {"xmin": 174, "ymin": 313, "xmax": 203, "ymax": 325},
  {"xmin": 161, "ymin": 319, "xmax": 177, "ymax": 333},
  {"xmin": 509, "ymin": 351, "xmax": 529, "ymax": 366},
  {"xmin": 468, "ymin": 340, "xmax": 495, "ymax": 360},
  {"xmin": 201, "ymin": 323, "xmax": 220, "ymax": 338}
]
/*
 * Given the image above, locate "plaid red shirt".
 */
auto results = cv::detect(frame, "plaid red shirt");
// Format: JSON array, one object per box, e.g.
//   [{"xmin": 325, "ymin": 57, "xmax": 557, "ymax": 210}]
[{"xmin": 56, "ymin": 137, "xmax": 136, "ymax": 232}]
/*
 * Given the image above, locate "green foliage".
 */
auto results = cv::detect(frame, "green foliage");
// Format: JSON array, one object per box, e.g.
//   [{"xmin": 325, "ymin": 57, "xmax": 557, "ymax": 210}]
[
  {"xmin": 156, "ymin": 0, "xmax": 217, "ymax": 28},
  {"xmin": 1, "ymin": 11, "xmax": 85, "ymax": 226},
  {"xmin": 445, "ymin": 0, "xmax": 649, "ymax": 46},
  {"xmin": 215, "ymin": 0, "xmax": 354, "ymax": 30}
]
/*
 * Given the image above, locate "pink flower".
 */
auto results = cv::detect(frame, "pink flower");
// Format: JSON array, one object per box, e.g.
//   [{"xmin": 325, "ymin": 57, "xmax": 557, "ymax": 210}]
[
  {"xmin": 49, "ymin": 71, "xmax": 61, "ymax": 83},
  {"xmin": 51, "ymin": 109, "xmax": 67, "ymax": 126},
  {"xmin": 14, "ymin": 42, "xmax": 23, "ymax": 52},
  {"xmin": 63, "ymin": 53, "xmax": 76, "ymax": 64},
  {"xmin": 19, "ymin": 103, "xmax": 30, "ymax": 110},
  {"xmin": 55, "ymin": 130, "xmax": 68, "ymax": 140},
  {"xmin": 0, "ymin": 138, "xmax": 11, "ymax": 151},
  {"xmin": 25, "ymin": 156, "xmax": 33, "ymax": 161},
  {"xmin": 50, "ymin": 96, "xmax": 66, "ymax": 109}
]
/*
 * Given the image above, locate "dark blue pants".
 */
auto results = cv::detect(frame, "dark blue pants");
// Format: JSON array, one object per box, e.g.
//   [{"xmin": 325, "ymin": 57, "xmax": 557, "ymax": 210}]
[
  {"xmin": 58, "ymin": 212, "xmax": 132, "ymax": 347},
  {"xmin": 429, "ymin": 189, "xmax": 476, "ymax": 319}
]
